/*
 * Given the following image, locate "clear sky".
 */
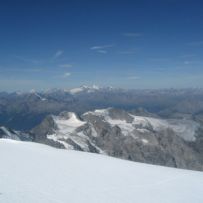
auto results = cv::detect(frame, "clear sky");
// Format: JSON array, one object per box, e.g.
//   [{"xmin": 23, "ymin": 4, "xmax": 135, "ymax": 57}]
[{"xmin": 0, "ymin": 0, "xmax": 203, "ymax": 91}]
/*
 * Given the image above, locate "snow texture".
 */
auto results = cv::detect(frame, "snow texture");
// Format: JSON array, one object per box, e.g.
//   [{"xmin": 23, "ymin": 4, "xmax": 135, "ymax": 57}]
[
  {"xmin": 47, "ymin": 113, "xmax": 88, "ymax": 150},
  {"xmin": 0, "ymin": 139, "xmax": 203, "ymax": 203},
  {"xmin": 86, "ymin": 108, "xmax": 199, "ymax": 141}
]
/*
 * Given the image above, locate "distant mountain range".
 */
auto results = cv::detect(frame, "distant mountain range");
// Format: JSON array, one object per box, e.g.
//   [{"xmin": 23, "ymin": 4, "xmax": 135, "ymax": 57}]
[
  {"xmin": 1, "ymin": 87, "xmax": 203, "ymax": 171},
  {"xmin": 1, "ymin": 86, "xmax": 203, "ymax": 130}
]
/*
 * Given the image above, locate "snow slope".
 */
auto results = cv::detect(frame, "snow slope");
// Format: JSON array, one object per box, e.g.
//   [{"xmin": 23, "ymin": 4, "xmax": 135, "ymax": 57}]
[
  {"xmin": 53, "ymin": 112, "xmax": 86, "ymax": 134},
  {"xmin": 86, "ymin": 108, "xmax": 199, "ymax": 141},
  {"xmin": 47, "ymin": 113, "xmax": 99, "ymax": 151},
  {"xmin": 40, "ymin": 108, "xmax": 199, "ymax": 153},
  {"xmin": 0, "ymin": 139, "xmax": 203, "ymax": 203}
]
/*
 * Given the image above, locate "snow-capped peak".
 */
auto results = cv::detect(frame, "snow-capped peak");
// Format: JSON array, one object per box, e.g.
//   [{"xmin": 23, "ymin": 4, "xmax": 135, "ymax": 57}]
[
  {"xmin": 82, "ymin": 108, "xmax": 199, "ymax": 141},
  {"xmin": 68, "ymin": 85, "xmax": 100, "ymax": 94},
  {"xmin": 83, "ymin": 108, "xmax": 111, "ymax": 117},
  {"xmin": 29, "ymin": 89, "xmax": 36, "ymax": 94},
  {"xmin": 52, "ymin": 112, "xmax": 86, "ymax": 131},
  {"xmin": 29, "ymin": 89, "xmax": 47, "ymax": 101},
  {"xmin": 48, "ymin": 113, "xmax": 97, "ymax": 151}
]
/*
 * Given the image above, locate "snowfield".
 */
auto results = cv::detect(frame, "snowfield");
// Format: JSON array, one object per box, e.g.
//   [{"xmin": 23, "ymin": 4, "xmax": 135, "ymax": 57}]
[
  {"xmin": 0, "ymin": 139, "xmax": 203, "ymax": 203},
  {"xmin": 86, "ymin": 108, "xmax": 199, "ymax": 141}
]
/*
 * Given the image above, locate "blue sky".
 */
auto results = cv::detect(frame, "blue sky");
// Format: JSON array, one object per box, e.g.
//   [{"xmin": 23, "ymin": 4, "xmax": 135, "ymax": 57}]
[{"xmin": 0, "ymin": 0, "xmax": 203, "ymax": 91}]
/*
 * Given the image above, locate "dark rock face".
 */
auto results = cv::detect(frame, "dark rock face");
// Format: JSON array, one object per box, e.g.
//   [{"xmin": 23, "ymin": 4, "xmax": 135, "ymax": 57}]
[
  {"xmin": 31, "ymin": 108, "xmax": 203, "ymax": 171},
  {"xmin": 108, "ymin": 108, "xmax": 134, "ymax": 123},
  {"xmin": 0, "ymin": 126, "xmax": 20, "ymax": 140},
  {"xmin": 82, "ymin": 113, "xmax": 202, "ymax": 170},
  {"xmin": 31, "ymin": 115, "xmax": 58, "ymax": 142},
  {"xmin": 188, "ymin": 126, "xmax": 203, "ymax": 165},
  {"xmin": 0, "ymin": 126, "xmax": 32, "ymax": 141}
]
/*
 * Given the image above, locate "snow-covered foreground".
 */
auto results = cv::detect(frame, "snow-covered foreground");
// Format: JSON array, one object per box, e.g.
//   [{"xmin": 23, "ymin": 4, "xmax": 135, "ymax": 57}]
[{"xmin": 0, "ymin": 139, "xmax": 203, "ymax": 203}]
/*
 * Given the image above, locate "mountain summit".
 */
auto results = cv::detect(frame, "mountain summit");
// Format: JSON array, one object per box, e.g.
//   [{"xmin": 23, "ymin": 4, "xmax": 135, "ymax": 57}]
[{"xmin": 31, "ymin": 108, "xmax": 203, "ymax": 171}]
